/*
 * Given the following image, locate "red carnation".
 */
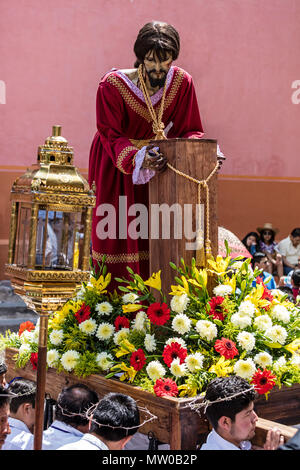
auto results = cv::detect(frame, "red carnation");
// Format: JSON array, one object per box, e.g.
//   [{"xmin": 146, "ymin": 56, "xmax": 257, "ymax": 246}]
[
  {"xmin": 130, "ymin": 349, "xmax": 146, "ymax": 371},
  {"xmin": 214, "ymin": 337, "xmax": 239, "ymax": 359},
  {"xmin": 18, "ymin": 321, "xmax": 35, "ymax": 336},
  {"xmin": 30, "ymin": 352, "xmax": 38, "ymax": 370},
  {"xmin": 154, "ymin": 378, "xmax": 178, "ymax": 397},
  {"xmin": 251, "ymin": 369, "xmax": 276, "ymax": 395},
  {"xmin": 147, "ymin": 302, "xmax": 170, "ymax": 326},
  {"xmin": 162, "ymin": 342, "xmax": 187, "ymax": 367},
  {"xmin": 208, "ymin": 296, "xmax": 226, "ymax": 321},
  {"xmin": 75, "ymin": 303, "xmax": 91, "ymax": 323},
  {"xmin": 114, "ymin": 316, "xmax": 130, "ymax": 331}
]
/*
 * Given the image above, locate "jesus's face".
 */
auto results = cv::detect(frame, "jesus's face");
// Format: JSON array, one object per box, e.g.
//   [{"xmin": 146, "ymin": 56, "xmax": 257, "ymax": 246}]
[{"xmin": 143, "ymin": 50, "xmax": 173, "ymax": 88}]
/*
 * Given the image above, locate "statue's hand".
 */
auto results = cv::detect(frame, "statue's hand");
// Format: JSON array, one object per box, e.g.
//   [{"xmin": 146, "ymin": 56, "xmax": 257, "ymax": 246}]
[{"xmin": 142, "ymin": 145, "xmax": 168, "ymax": 173}]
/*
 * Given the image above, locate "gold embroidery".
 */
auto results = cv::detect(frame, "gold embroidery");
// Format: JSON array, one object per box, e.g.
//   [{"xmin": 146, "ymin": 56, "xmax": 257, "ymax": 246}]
[
  {"xmin": 106, "ymin": 68, "xmax": 186, "ymax": 123},
  {"xmin": 116, "ymin": 146, "xmax": 137, "ymax": 174},
  {"xmin": 92, "ymin": 250, "xmax": 149, "ymax": 264},
  {"xmin": 129, "ymin": 139, "xmax": 151, "ymax": 150}
]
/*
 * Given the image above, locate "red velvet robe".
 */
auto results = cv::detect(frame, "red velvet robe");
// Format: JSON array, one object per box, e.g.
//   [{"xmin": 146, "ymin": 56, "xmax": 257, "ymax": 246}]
[{"xmin": 88, "ymin": 65, "xmax": 204, "ymax": 290}]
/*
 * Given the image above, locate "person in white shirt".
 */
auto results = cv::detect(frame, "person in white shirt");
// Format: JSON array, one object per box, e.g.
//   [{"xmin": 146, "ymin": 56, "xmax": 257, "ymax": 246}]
[
  {"xmin": 2, "ymin": 378, "xmax": 36, "ymax": 450},
  {"xmin": 277, "ymin": 228, "xmax": 300, "ymax": 275},
  {"xmin": 58, "ymin": 392, "xmax": 140, "ymax": 450},
  {"xmin": 200, "ymin": 376, "xmax": 284, "ymax": 450},
  {"xmin": 0, "ymin": 386, "xmax": 11, "ymax": 450},
  {"xmin": 42, "ymin": 383, "xmax": 99, "ymax": 450}
]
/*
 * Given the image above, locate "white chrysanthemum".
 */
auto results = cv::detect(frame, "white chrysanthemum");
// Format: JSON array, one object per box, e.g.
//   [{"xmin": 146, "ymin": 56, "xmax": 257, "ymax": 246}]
[
  {"xmin": 170, "ymin": 358, "xmax": 188, "ymax": 377},
  {"xmin": 254, "ymin": 352, "xmax": 273, "ymax": 368},
  {"xmin": 47, "ymin": 349, "xmax": 60, "ymax": 367},
  {"xmin": 113, "ymin": 327, "xmax": 130, "ymax": 345},
  {"xmin": 170, "ymin": 293, "xmax": 190, "ymax": 314},
  {"xmin": 172, "ymin": 313, "xmax": 191, "ymax": 335},
  {"xmin": 49, "ymin": 329, "xmax": 64, "ymax": 346},
  {"xmin": 79, "ymin": 318, "xmax": 97, "ymax": 335},
  {"xmin": 144, "ymin": 334, "xmax": 156, "ymax": 352},
  {"xmin": 213, "ymin": 284, "xmax": 233, "ymax": 297},
  {"xmin": 122, "ymin": 293, "xmax": 138, "ymax": 304},
  {"xmin": 60, "ymin": 350, "xmax": 80, "ymax": 371},
  {"xmin": 237, "ymin": 331, "xmax": 256, "ymax": 351},
  {"xmin": 254, "ymin": 315, "xmax": 273, "ymax": 331},
  {"xmin": 20, "ymin": 330, "xmax": 35, "ymax": 344},
  {"xmin": 265, "ymin": 325, "xmax": 288, "ymax": 345},
  {"xmin": 96, "ymin": 352, "xmax": 114, "ymax": 370},
  {"xmin": 290, "ymin": 355, "xmax": 300, "ymax": 366},
  {"xmin": 271, "ymin": 305, "xmax": 290, "ymax": 324},
  {"xmin": 195, "ymin": 320, "xmax": 218, "ymax": 341},
  {"xmin": 19, "ymin": 343, "xmax": 31, "ymax": 355},
  {"xmin": 165, "ymin": 337, "xmax": 187, "ymax": 349},
  {"xmin": 186, "ymin": 352, "xmax": 204, "ymax": 373},
  {"xmin": 238, "ymin": 300, "xmax": 256, "ymax": 317},
  {"xmin": 146, "ymin": 360, "xmax": 166, "ymax": 381},
  {"xmin": 96, "ymin": 322, "xmax": 115, "ymax": 341},
  {"xmin": 273, "ymin": 356, "xmax": 287, "ymax": 370},
  {"xmin": 231, "ymin": 313, "xmax": 252, "ymax": 329},
  {"xmin": 234, "ymin": 358, "xmax": 256, "ymax": 379},
  {"xmin": 132, "ymin": 311, "xmax": 147, "ymax": 332},
  {"xmin": 95, "ymin": 301, "xmax": 113, "ymax": 316}
]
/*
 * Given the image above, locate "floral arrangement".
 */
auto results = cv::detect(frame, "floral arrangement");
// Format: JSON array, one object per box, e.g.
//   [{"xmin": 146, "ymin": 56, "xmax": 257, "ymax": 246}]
[{"xmin": 1, "ymin": 253, "xmax": 299, "ymax": 399}]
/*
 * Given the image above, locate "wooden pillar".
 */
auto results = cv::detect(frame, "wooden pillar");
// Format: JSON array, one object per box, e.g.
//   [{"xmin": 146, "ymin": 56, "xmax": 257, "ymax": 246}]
[{"xmin": 148, "ymin": 138, "xmax": 218, "ymax": 295}]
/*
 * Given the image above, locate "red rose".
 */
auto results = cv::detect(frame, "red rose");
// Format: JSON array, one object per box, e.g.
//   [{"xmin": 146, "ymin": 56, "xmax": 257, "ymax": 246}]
[
  {"xmin": 214, "ymin": 337, "xmax": 239, "ymax": 359},
  {"xmin": 208, "ymin": 296, "xmax": 226, "ymax": 321},
  {"xmin": 75, "ymin": 303, "xmax": 91, "ymax": 323},
  {"xmin": 114, "ymin": 316, "xmax": 130, "ymax": 331},
  {"xmin": 251, "ymin": 369, "xmax": 276, "ymax": 395},
  {"xmin": 154, "ymin": 378, "xmax": 178, "ymax": 397},
  {"xmin": 162, "ymin": 342, "xmax": 187, "ymax": 367},
  {"xmin": 18, "ymin": 321, "xmax": 35, "ymax": 336},
  {"xmin": 30, "ymin": 352, "xmax": 38, "ymax": 370},
  {"xmin": 147, "ymin": 302, "xmax": 170, "ymax": 326},
  {"xmin": 130, "ymin": 349, "xmax": 146, "ymax": 371}
]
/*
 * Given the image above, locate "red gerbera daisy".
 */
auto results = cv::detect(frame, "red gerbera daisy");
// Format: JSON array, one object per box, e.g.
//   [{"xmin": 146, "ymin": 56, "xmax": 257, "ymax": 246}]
[
  {"xmin": 18, "ymin": 321, "xmax": 35, "ymax": 336},
  {"xmin": 75, "ymin": 303, "xmax": 91, "ymax": 324},
  {"xmin": 251, "ymin": 369, "xmax": 276, "ymax": 395},
  {"xmin": 162, "ymin": 342, "xmax": 187, "ymax": 367},
  {"xmin": 30, "ymin": 352, "xmax": 38, "ymax": 370},
  {"xmin": 214, "ymin": 337, "xmax": 239, "ymax": 359},
  {"xmin": 114, "ymin": 315, "xmax": 130, "ymax": 331},
  {"xmin": 147, "ymin": 302, "xmax": 170, "ymax": 326},
  {"xmin": 130, "ymin": 349, "xmax": 146, "ymax": 371},
  {"xmin": 154, "ymin": 378, "xmax": 178, "ymax": 397},
  {"xmin": 208, "ymin": 296, "xmax": 226, "ymax": 321}
]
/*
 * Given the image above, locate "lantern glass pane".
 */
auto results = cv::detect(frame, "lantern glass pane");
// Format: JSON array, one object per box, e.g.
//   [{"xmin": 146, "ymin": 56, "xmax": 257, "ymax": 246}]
[
  {"xmin": 14, "ymin": 205, "xmax": 31, "ymax": 267},
  {"xmin": 35, "ymin": 210, "xmax": 83, "ymax": 270}
]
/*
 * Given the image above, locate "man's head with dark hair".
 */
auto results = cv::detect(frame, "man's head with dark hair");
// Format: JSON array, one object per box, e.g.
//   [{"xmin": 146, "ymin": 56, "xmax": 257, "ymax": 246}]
[
  {"xmin": 290, "ymin": 228, "xmax": 300, "ymax": 248},
  {"xmin": 0, "ymin": 362, "xmax": 7, "ymax": 388},
  {"xmin": 134, "ymin": 21, "xmax": 180, "ymax": 88},
  {"xmin": 291, "ymin": 269, "xmax": 300, "ymax": 288},
  {"xmin": 55, "ymin": 383, "xmax": 99, "ymax": 433},
  {"xmin": 0, "ymin": 385, "xmax": 11, "ymax": 449},
  {"xmin": 251, "ymin": 252, "xmax": 269, "ymax": 271},
  {"xmin": 7, "ymin": 378, "xmax": 36, "ymax": 433},
  {"xmin": 89, "ymin": 393, "xmax": 139, "ymax": 450},
  {"xmin": 204, "ymin": 376, "xmax": 258, "ymax": 447}
]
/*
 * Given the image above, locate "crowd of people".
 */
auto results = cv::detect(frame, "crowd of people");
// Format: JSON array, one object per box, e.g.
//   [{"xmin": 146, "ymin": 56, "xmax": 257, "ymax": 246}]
[
  {"xmin": 242, "ymin": 224, "xmax": 300, "ymax": 302},
  {"xmin": 0, "ymin": 363, "xmax": 299, "ymax": 451}
]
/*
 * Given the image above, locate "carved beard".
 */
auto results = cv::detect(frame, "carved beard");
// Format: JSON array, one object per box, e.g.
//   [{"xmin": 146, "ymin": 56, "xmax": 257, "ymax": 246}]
[{"xmin": 145, "ymin": 68, "xmax": 168, "ymax": 88}]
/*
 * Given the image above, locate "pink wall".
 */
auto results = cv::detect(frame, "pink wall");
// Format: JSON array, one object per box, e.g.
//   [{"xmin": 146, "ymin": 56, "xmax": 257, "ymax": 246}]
[{"xmin": 1, "ymin": 0, "xmax": 300, "ymax": 174}]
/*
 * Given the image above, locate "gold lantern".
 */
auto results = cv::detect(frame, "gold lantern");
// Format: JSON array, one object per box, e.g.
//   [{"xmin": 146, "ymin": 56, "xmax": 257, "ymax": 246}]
[
  {"xmin": 5, "ymin": 125, "xmax": 95, "ymax": 449},
  {"xmin": 5, "ymin": 125, "xmax": 95, "ymax": 313}
]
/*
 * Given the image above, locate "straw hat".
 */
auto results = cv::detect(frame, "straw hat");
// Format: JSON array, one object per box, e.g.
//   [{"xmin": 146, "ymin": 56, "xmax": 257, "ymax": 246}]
[{"xmin": 256, "ymin": 222, "xmax": 279, "ymax": 234}]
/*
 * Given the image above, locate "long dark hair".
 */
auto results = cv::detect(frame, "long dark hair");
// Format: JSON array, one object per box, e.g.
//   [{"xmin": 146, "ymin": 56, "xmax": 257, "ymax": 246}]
[
  {"xmin": 133, "ymin": 21, "xmax": 180, "ymax": 68},
  {"xmin": 241, "ymin": 232, "xmax": 259, "ymax": 248}
]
